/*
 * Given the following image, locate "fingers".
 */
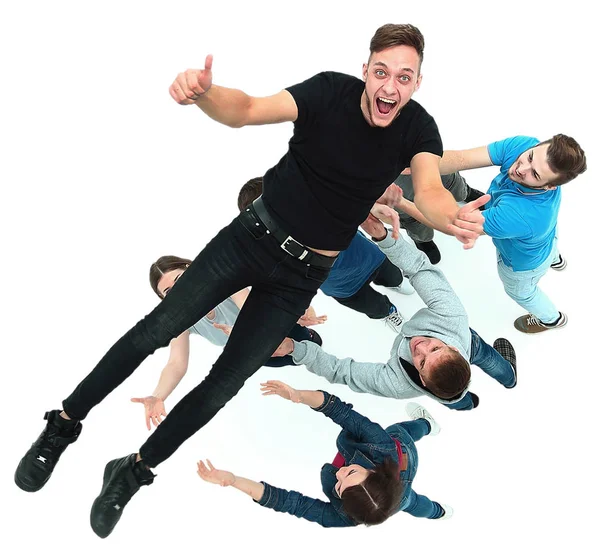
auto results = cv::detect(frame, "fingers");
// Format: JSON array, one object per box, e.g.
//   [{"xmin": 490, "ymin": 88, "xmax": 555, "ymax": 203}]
[
  {"xmin": 207, "ymin": 459, "xmax": 215, "ymax": 471},
  {"xmin": 205, "ymin": 54, "xmax": 213, "ymax": 71},
  {"xmin": 401, "ymin": 167, "xmax": 411, "ymax": 175},
  {"xmin": 145, "ymin": 413, "xmax": 151, "ymax": 431},
  {"xmin": 461, "ymin": 193, "xmax": 490, "ymax": 212},
  {"xmin": 131, "ymin": 398, "xmax": 143, "ymax": 403},
  {"xmin": 169, "ymin": 70, "xmax": 205, "ymax": 105},
  {"xmin": 390, "ymin": 210, "xmax": 400, "ymax": 239},
  {"xmin": 452, "ymin": 218, "xmax": 484, "ymax": 235}
]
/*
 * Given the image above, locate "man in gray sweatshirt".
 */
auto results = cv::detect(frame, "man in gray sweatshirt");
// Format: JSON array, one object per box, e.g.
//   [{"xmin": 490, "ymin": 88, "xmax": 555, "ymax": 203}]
[{"xmin": 274, "ymin": 211, "xmax": 517, "ymax": 410}]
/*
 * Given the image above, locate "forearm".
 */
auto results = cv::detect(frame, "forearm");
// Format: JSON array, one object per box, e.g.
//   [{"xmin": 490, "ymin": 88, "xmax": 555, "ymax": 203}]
[
  {"xmin": 295, "ymin": 389, "xmax": 325, "ymax": 409},
  {"xmin": 397, "ymin": 198, "xmax": 440, "ymax": 232},
  {"xmin": 152, "ymin": 362, "xmax": 187, "ymax": 401},
  {"xmin": 231, "ymin": 476, "xmax": 265, "ymax": 501},
  {"xmin": 439, "ymin": 150, "xmax": 465, "ymax": 174},
  {"xmin": 194, "ymin": 85, "xmax": 252, "ymax": 128},
  {"xmin": 292, "ymin": 341, "xmax": 398, "ymax": 398},
  {"xmin": 413, "ymin": 186, "xmax": 459, "ymax": 232}
]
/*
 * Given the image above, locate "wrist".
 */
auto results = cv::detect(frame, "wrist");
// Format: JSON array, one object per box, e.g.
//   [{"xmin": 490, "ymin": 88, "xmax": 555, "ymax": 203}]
[{"xmin": 371, "ymin": 230, "xmax": 388, "ymax": 242}]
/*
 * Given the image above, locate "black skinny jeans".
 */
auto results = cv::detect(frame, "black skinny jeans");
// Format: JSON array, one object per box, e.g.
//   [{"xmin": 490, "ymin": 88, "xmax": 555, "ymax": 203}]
[
  {"xmin": 62, "ymin": 208, "xmax": 330, "ymax": 467},
  {"xmin": 334, "ymin": 257, "xmax": 403, "ymax": 319}
]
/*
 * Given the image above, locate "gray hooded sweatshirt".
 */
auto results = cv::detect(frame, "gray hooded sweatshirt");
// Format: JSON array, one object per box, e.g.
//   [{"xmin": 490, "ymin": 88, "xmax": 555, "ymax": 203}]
[{"xmin": 290, "ymin": 231, "xmax": 472, "ymax": 406}]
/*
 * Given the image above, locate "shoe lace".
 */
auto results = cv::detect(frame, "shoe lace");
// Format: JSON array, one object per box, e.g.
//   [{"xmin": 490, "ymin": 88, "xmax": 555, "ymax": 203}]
[
  {"xmin": 526, "ymin": 315, "xmax": 542, "ymax": 326},
  {"xmin": 386, "ymin": 312, "xmax": 403, "ymax": 327}
]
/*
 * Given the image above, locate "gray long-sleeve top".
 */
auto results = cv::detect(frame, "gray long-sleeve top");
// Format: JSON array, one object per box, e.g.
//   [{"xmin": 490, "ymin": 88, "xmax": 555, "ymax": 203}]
[{"xmin": 290, "ymin": 231, "xmax": 472, "ymax": 405}]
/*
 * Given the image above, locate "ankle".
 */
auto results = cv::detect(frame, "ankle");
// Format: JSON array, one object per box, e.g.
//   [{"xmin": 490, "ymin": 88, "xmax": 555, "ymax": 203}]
[{"xmin": 59, "ymin": 411, "xmax": 72, "ymax": 421}]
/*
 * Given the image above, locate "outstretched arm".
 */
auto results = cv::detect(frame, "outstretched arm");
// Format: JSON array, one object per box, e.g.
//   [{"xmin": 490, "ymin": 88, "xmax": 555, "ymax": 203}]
[
  {"xmin": 273, "ymin": 338, "xmax": 405, "ymax": 399},
  {"xmin": 197, "ymin": 460, "xmax": 352, "ymax": 528},
  {"xmin": 131, "ymin": 331, "xmax": 190, "ymax": 430},
  {"xmin": 169, "ymin": 55, "xmax": 298, "ymax": 128},
  {"xmin": 439, "ymin": 146, "xmax": 493, "ymax": 175},
  {"xmin": 260, "ymin": 381, "xmax": 394, "ymax": 448}
]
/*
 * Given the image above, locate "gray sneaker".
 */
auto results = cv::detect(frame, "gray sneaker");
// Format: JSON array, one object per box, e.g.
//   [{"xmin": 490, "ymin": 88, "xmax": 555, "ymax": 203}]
[
  {"xmin": 405, "ymin": 402, "xmax": 441, "ymax": 436},
  {"xmin": 383, "ymin": 305, "xmax": 404, "ymax": 333}
]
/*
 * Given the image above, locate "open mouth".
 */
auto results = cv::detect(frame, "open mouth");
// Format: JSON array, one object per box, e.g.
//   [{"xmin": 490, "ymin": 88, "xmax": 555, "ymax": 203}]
[{"xmin": 376, "ymin": 96, "xmax": 397, "ymax": 116}]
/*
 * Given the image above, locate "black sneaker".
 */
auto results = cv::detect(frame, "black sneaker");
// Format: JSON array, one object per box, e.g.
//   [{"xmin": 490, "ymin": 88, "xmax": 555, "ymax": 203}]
[
  {"xmin": 415, "ymin": 241, "xmax": 441, "ymax": 264},
  {"xmin": 307, "ymin": 328, "xmax": 323, "ymax": 346},
  {"xmin": 493, "ymin": 338, "xmax": 517, "ymax": 388},
  {"xmin": 15, "ymin": 410, "xmax": 82, "ymax": 492},
  {"xmin": 90, "ymin": 454, "xmax": 155, "ymax": 538}
]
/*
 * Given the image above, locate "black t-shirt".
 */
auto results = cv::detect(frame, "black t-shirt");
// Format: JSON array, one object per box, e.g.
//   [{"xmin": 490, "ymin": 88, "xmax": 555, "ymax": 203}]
[{"xmin": 261, "ymin": 71, "xmax": 443, "ymax": 251}]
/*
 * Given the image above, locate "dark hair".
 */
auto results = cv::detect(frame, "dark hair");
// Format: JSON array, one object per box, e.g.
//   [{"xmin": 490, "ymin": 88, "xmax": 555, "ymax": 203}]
[
  {"xmin": 537, "ymin": 134, "xmax": 587, "ymax": 186},
  {"xmin": 341, "ymin": 458, "xmax": 403, "ymax": 526},
  {"xmin": 237, "ymin": 177, "xmax": 264, "ymax": 211},
  {"xmin": 369, "ymin": 24, "xmax": 425, "ymax": 68},
  {"xmin": 425, "ymin": 349, "xmax": 471, "ymax": 400},
  {"xmin": 149, "ymin": 255, "xmax": 192, "ymax": 299}
]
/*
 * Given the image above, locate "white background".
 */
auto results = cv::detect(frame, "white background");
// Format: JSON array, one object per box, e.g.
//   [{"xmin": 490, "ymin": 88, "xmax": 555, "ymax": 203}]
[{"xmin": 1, "ymin": 1, "xmax": 598, "ymax": 545}]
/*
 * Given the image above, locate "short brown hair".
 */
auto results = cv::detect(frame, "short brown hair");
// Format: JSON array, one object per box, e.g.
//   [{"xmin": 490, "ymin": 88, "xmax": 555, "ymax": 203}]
[
  {"xmin": 237, "ymin": 177, "xmax": 263, "ymax": 211},
  {"xmin": 149, "ymin": 255, "xmax": 192, "ymax": 299},
  {"xmin": 342, "ymin": 458, "xmax": 403, "ymax": 526},
  {"xmin": 538, "ymin": 134, "xmax": 587, "ymax": 186},
  {"xmin": 425, "ymin": 349, "xmax": 471, "ymax": 400},
  {"xmin": 369, "ymin": 24, "xmax": 425, "ymax": 68}
]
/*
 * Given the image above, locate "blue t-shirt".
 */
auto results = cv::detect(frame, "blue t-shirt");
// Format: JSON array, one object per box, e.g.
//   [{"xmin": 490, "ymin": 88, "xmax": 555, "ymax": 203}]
[
  {"xmin": 482, "ymin": 136, "xmax": 561, "ymax": 271},
  {"xmin": 320, "ymin": 231, "xmax": 386, "ymax": 298}
]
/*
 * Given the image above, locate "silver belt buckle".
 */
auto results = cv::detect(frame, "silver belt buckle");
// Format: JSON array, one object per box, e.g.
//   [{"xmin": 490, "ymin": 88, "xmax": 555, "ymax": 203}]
[{"xmin": 281, "ymin": 235, "xmax": 309, "ymax": 261}]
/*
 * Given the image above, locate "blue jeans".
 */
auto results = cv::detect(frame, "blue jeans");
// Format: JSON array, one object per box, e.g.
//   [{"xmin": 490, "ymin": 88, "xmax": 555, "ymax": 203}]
[
  {"xmin": 446, "ymin": 328, "xmax": 516, "ymax": 411},
  {"xmin": 62, "ymin": 207, "xmax": 331, "ymax": 467},
  {"xmin": 385, "ymin": 419, "xmax": 444, "ymax": 519},
  {"xmin": 496, "ymin": 238, "xmax": 560, "ymax": 323}
]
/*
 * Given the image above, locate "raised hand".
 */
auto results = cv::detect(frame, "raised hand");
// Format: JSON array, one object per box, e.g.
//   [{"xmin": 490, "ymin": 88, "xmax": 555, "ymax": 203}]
[
  {"xmin": 365, "ymin": 203, "xmax": 400, "ymax": 239},
  {"xmin": 377, "ymin": 183, "xmax": 404, "ymax": 209},
  {"xmin": 169, "ymin": 54, "xmax": 214, "ymax": 105},
  {"xmin": 297, "ymin": 306, "xmax": 327, "ymax": 327},
  {"xmin": 197, "ymin": 460, "xmax": 236, "ymax": 487},
  {"xmin": 213, "ymin": 323, "xmax": 233, "ymax": 336},
  {"xmin": 260, "ymin": 380, "xmax": 302, "ymax": 403},
  {"xmin": 130, "ymin": 396, "xmax": 167, "ymax": 431},
  {"xmin": 447, "ymin": 194, "xmax": 491, "ymax": 249}
]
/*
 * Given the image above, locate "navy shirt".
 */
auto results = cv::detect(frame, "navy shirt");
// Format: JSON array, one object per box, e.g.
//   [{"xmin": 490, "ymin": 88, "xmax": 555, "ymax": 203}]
[{"xmin": 320, "ymin": 231, "xmax": 386, "ymax": 298}]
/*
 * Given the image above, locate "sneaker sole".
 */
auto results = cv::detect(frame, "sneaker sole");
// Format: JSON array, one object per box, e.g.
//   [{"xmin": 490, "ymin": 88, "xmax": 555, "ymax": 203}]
[{"xmin": 14, "ymin": 466, "xmax": 46, "ymax": 493}]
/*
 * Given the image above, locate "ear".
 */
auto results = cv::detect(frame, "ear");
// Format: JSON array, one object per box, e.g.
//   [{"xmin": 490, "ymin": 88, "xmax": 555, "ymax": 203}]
[
  {"xmin": 546, "ymin": 185, "xmax": 558, "ymax": 191},
  {"xmin": 448, "ymin": 345, "xmax": 459, "ymax": 353},
  {"xmin": 419, "ymin": 373, "xmax": 427, "ymax": 387},
  {"xmin": 414, "ymin": 73, "xmax": 423, "ymax": 92},
  {"xmin": 362, "ymin": 63, "xmax": 368, "ymax": 81}
]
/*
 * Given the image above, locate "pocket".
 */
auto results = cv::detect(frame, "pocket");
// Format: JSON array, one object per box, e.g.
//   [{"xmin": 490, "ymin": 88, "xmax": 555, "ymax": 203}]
[
  {"xmin": 305, "ymin": 264, "xmax": 331, "ymax": 283},
  {"xmin": 238, "ymin": 211, "xmax": 267, "ymax": 241}
]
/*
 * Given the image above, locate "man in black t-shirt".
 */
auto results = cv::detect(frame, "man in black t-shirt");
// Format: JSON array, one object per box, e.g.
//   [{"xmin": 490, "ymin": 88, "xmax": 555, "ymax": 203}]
[{"xmin": 15, "ymin": 24, "xmax": 489, "ymax": 538}]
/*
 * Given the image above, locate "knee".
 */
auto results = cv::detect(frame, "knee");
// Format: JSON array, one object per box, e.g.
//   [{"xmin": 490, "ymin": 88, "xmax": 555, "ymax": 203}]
[{"xmin": 130, "ymin": 314, "xmax": 178, "ymax": 354}]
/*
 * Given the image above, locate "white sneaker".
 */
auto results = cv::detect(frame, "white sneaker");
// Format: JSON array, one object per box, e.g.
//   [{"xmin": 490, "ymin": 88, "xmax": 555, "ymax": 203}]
[
  {"xmin": 438, "ymin": 504, "xmax": 454, "ymax": 520},
  {"xmin": 405, "ymin": 402, "xmax": 440, "ymax": 436},
  {"xmin": 383, "ymin": 306, "xmax": 404, "ymax": 333},
  {"xmin": 389, "ymin": 280, "xmax": 415, "ymax": 295}
]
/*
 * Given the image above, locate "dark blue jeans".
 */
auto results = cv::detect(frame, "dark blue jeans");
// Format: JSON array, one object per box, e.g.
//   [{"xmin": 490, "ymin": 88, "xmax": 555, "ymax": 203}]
[
  {"xmin": 62, "ymin": 210, "xmax": 330, "ymax": 467},
  {"xmin": 447, "ymin": 328, "xmax": 516, "ymax": 411},
  {"xmin": 385, "ymin": 420, "xmax": 444, "ymax": 519}
]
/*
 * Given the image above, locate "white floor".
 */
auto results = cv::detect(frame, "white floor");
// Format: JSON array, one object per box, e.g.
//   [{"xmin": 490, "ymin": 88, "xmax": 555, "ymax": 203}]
[{"xmin": 1, "ymin": 2, "xmax": 597, "ymax": 546}]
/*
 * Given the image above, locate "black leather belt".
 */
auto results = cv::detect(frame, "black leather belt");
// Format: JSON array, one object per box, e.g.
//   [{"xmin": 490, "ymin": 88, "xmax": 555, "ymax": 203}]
[{"xmin": 245, "ymin": 197, "xmax": 337, "ymax": 269}]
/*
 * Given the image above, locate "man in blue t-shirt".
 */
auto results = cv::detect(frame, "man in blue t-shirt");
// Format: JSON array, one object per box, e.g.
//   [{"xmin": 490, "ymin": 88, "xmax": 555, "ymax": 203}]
[
  {"xmin": 237, "ymin": 177, "xmax": 415, "ymax": 333},
  {"xmin": 439, "ymin": 135, "xmax": 587, "ymax": 334}
]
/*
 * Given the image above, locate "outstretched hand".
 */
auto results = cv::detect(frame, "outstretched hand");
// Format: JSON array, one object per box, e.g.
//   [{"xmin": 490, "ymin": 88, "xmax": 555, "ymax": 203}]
[
  {"xmin": 197, "ymin": 459, "xmax": 236, "ymax": 487},
  {"xmin": 260, "ymin": 380, "xmax": 302, "ymax": 403},
  {"xmin": 169, "ymin": 54, "xmax": 214, "ymax": 105},
  {"xmin": 297, "ymin": 306, "xmax": 327, "ymax": 327},
  {"xmin": 130, "ymin": 396, "xmax": 167, "ymax": 431},
  {"xmin": 447, "ymin": 194, "xmax": 491, "ymax": 249},
  {"xmin": 213, "ymin": 323, "xmax": 233, "ymax": 336}
]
